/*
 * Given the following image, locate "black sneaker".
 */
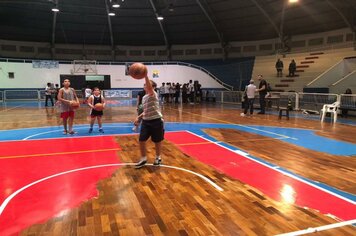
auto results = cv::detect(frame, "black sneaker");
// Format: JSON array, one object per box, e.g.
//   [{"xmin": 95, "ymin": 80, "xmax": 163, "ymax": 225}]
[
  {"xmin": 135, "ymin": 159, "xmax": 147, "ymax": 169},
  {"xmin": 98, "ymin": 128, "xmax": 104, "ymax": 133},
  {"xmin": 153, "ymin": 157, "xmax": 162, "ymax": 166},
  {"xmin": 88, "ymin": 128, "xmax": 93, "ymax": 133}
]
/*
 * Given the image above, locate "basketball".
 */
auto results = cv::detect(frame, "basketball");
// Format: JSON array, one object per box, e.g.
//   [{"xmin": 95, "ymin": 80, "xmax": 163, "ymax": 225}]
[
  {"xmin": 94, "ymin": 103, "xmax": 104, "ymax": 111},
  {"xmin": 70, "ymin": 101, "xmax": 80, "ymax": 109},
  {"xmin": 129, "ymin": 63, "xmax": 147, "ymax": 80}
]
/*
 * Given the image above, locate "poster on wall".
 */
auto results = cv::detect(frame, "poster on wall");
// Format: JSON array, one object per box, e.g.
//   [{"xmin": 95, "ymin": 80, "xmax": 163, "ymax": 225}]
[
  {"xmin": 152, "ymin": 70, "xmax": 159, "ymax": 78},
  {"xmin": 32, "ymin": 60, "xmax": 59, "ymax": 69}
]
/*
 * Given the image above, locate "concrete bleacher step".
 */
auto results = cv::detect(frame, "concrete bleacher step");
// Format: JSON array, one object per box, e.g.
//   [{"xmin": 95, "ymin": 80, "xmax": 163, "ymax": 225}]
[
  {"xmin": 301, "ymin": 61, "xmax": 314, "ymax": 64},
  {"xmin": 309, "ymin": 52, "xmax": 324, "ymax": 56},
  {"xmin": 305, "ymin": 56, "xmax": 319, "ymax": 60},
  {"xmin": 296, "ymin": 65, "xmax": 310, "ymax": 68},
  {"xmin": 281, "ymin": 79, "xmax": 294, "ymax": 82},
  {"xmin": 286, "ymin": 75, "xmax": 300, "ymax": 77},
  {"xmin": 295, "ymin": 70, "xmax": 304, "ymax": 72},
  {"xmin": 275, "ymin": 84, "xmax": 289, "ymax": 87}
]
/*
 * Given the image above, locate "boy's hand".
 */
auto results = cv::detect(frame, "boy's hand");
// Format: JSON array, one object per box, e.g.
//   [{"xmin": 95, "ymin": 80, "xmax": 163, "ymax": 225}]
[{"xmin": 134, "ymin": 118, "xmax": 140, "ymax": 126}]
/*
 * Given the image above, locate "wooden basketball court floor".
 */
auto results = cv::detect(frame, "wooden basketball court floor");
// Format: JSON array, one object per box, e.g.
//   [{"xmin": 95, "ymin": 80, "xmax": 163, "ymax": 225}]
[{"xmin": 0, "ymin": 100, "xmax": 355, "ymax": 236}]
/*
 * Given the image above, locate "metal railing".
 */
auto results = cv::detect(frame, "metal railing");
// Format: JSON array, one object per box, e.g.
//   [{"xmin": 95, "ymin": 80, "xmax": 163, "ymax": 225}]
[
  {"xmin": 1, "ymin": 90, "xmax": 354, "ymax": 113},
  {"xmin": 297, "ymin": 93, "xmax": 338, "ymax": 112},
  {"xmin": 340, "ymin": 94, "xmax": 356, "ymax": 110}
]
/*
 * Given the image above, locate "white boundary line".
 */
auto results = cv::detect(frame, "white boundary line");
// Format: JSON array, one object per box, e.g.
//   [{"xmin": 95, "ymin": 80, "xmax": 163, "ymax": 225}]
[
  {"xmin": 184, "ymin": 130, "xmax": 356, "ymax": 205},
  {"xmin": 2, "ymin": 105, "xmax": 24, "ymax": 112},
  {"xmin": 275, "ymin": 219, "xmax": 356, "ymax": 236},
  {"xmin": 22, "ymin": 125, "xmax": 133, "ymax": 140},
  {"xmin": 0, "ymin": 163, "xmax": 223, "ymax": 216}
]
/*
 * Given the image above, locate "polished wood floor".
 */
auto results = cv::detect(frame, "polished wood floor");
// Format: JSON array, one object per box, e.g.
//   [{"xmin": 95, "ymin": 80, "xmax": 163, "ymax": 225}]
[{"xmin": 0, "ymin": 101, "xmax": 355, "ymax": 235}]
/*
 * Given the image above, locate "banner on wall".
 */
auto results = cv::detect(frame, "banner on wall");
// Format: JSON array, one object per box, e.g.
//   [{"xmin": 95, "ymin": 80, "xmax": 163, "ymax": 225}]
[
  {"xmin": 104, "ymin": 90, "xmax": 130, "ymax": 98},
  {"xmin": 32, "ymin": 60, "xmax": 59, "ymax": 69},
  {"xmin": 152, "ymin": 70, "xmax": 159, "ymax": 78}
]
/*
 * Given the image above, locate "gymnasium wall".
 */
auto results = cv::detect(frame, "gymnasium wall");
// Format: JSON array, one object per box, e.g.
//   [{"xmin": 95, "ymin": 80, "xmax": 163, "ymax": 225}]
[{"xmin": 0, "ymin": 62, "xmax": 225, "ymax": 89}]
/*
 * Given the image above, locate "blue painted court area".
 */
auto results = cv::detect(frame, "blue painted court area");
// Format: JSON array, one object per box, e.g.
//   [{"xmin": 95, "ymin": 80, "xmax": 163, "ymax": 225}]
[{"xmin": 0, "ymin": 122, "xmax": 355, "ymax": 156}]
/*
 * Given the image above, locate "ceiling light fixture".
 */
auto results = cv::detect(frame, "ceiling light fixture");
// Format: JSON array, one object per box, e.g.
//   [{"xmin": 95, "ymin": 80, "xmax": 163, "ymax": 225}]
[
  {"xmin": 168, "ymin": 3, "xmax": 174, "ymax": 12},
  {"xmin": 108, "ymin": 12, "xmax": 116, "ymax": 16},
  {"xmin": 157, "ymin": 16, "xmax": 164, "ymax": 20},
  {"xmin": 112, "ymin": 0, "xmax": 120, "ymax": 8},
  {"xmin": 51, "ymin": 5, "xmax": 59, "ymax": 12}
]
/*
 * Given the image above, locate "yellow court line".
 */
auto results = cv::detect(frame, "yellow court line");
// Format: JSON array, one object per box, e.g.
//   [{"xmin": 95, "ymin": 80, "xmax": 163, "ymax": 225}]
[{"xmin": 0, "ymin": 148, "xmax": 121, "ymax": 160}]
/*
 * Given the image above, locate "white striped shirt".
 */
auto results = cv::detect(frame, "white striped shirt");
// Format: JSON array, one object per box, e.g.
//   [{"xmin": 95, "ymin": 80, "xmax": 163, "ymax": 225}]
[{"xmin": 142, "ymin": 91, "xmax": 162, "ymax": 120}]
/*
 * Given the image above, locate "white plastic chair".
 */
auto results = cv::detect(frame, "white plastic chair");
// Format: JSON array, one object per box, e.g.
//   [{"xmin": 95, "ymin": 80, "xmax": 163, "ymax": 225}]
[{"xmin": 320, "ymin": 102, "xmax": 340, "ymax": 123}]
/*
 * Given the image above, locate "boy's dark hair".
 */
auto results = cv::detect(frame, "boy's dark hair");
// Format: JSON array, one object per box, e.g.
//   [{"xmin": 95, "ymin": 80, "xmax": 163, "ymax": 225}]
[
  {"xmin": 93, "ymin": 87, "xmax": 100, "ymax": 91},
  {"xmin": 150, "ymin": 80, "xmax": 157, "ymax": 88}
]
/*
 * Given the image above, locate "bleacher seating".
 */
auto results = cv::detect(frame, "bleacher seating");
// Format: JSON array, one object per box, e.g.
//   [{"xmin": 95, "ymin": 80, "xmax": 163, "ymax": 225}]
[
  {"xmin": 251, "ymin": 48, "xmax": 356, "ymax": 92},
  {"xmin": 186, "ymin": 58, "xmax": 255, "ymax": 91}
]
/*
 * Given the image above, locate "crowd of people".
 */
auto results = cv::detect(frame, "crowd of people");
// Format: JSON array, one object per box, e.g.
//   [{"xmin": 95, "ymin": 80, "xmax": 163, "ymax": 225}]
[{"xmin": 159, "ymin": 80, "xmax": 202, "ymax": 104}]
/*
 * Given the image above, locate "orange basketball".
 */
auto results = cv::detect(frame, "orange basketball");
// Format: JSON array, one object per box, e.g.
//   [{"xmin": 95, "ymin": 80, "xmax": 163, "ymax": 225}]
[
  {"xmin": 70, "ymin": 101, "xmax": 80, "ymax": 109},
  {"xmin": 94, "ymin": 103, "xmax": 104, "ymax": 111},
  {"xmin": 129, "ymin": 63, "xmax": 147, "ymax": 80}
]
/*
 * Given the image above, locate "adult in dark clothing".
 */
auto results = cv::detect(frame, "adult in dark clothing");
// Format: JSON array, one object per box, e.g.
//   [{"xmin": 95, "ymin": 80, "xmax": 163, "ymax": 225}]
[
  {"xmin": 174, "ymin": 83, "xmax": 180, "ymax": 103},
  {"xmin": 256, "ymin": 75, "xmax": 267, "ymax": 114},
  {"xmin": 275, "ymin": 59, "xmax": 283, "ymax": 77},
  {"xmin": 182, "ymin": 84, "xmax": 188, "ymax": 103},
  {"xmin": 132, "ymin": 88, "xmax": 146, "ymax": 132},
  {"xmin": 289, "ymin": 59, "xmax": 296, "ymax": 77},
  {"xmin": 54, "ymin": 84, "xmax": 60, "ymax": 101},
  {"xmin": 341, "ymin": 88, "xmax": 352, "ymax": 117}
]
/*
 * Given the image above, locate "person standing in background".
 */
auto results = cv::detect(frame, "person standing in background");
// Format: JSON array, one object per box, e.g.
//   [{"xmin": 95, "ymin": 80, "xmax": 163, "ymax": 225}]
[
  {"xmin": 256, "ymin": 75, "xmax": 267, "ymax": 114},
  {"xmin": 275, "ymin": 59, "xmax": 283, "ymax": 77},
  {"xmin": 45, "ymin": 82, "xmax": 54, "ymax": 107},
  {"xmin": 241, "ymin": 80, "xmax": 257, "ymax": 116}
]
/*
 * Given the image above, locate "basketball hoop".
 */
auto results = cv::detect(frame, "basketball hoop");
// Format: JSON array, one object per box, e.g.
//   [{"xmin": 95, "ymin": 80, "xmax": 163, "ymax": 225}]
[{"xmin": 72, "ymin": 60, "xmax": 97, "ymax": 74}]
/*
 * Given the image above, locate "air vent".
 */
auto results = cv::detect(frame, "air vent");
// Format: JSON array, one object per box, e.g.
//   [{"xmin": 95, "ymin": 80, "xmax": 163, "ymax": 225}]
[
  {"xmin": 20, "ymin": 46, "xmax": 34, "ymax": 53},
  {"xmin": 129, "ymin": 50, "xmax": 142, "ymax": 56},
  {"xmin": 144, "ymin": 50, "xmax": 156, "ymax": 56},
  {"xmin": 185, "ymin": 49, "xmax": 197, "ymax": 55},
  {"xmin": 1, "ymin": 45, "xmax": 17, "ymax": 51},
  {"xmin": 200, "ymin": 48, "xmax": 212, "ymax": 55}
]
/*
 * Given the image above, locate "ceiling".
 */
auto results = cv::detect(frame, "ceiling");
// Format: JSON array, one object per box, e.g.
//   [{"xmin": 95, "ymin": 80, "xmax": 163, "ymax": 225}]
[{"xmin": 0, "ymin": 0, "xmax": 355, "ymax": 47}]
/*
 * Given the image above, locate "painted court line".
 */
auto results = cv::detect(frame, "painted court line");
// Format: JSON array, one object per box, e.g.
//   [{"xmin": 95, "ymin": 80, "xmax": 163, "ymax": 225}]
[
  {"xmin": 276, "ymin": 219, "xmax": 356, "ymax": 236},
  {"xmin": 0, "ymin": 163, "xmax": 223, "ymax": 216},
  {"xmin": 185, "ymin": 130, "xmax": 356, "ymax": 205},
  {"xmin": 2, "ymin": 105, "xmax": 24, "ymax": 112},
  {"xmin": 22, "ymin": 125, "xmax": 133, "ymax": 140},
  {"xmin": 169, "ymin": 108, "xmax": 298, "ymax": 140},
  {"xmin": 0, "ymin": 148, "xmax": 122, "ymax": 160}
]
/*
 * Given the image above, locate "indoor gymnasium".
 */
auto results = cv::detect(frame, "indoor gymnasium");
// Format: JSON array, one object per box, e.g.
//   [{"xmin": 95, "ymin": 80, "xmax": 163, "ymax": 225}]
[{"xmin": 0, "ymin": 0, "xmax": 355, "ymax": 235}]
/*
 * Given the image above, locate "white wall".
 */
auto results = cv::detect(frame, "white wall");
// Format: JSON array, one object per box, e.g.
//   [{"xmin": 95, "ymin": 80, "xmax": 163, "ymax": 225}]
[{"xmin": 0, "ymin": 62, "xmax": 225, "ymax": 89}]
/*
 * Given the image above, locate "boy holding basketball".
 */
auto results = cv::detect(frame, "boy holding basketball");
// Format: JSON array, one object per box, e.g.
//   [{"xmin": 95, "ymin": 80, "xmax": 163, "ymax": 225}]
[
  {"xmin": 132, "ymin": 64, "xmax": 164, "ymax": 168},
  {"xmin": 87, "ymin": 87, "xmax": 106, "ymax": 133},
  {"xmin": 57, "ymin": 79, "xmax": 79, "ymax": 135}
]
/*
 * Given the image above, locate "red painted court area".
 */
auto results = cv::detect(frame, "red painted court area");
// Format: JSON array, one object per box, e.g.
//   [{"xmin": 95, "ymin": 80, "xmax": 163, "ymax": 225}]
[
  {"xmin": 0, "ymin": 137, "xmax": 121, "ymax": 236},
  {"xmin": 0, "ymin": 132, "xmax": 355, "ymax": 235},
  {"xmin": 165, "ymin": 131, "xmax": 356, "ymax": 221}
]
